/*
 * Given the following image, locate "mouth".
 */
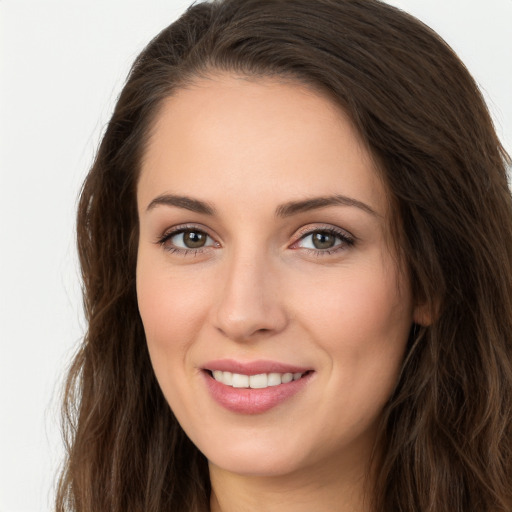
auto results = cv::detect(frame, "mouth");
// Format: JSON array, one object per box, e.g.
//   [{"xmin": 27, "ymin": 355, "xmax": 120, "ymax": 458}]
[
  {"xmin": 201, "ymin": 360, "xmax": 314, "ymax": 414},
  {"xmin": 204, "ymin": 369, "xmax": 313, "ymax": 389}
]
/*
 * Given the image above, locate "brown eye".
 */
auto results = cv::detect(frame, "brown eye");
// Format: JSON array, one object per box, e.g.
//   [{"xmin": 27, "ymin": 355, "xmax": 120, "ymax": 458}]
[
  {"xmin": 295, "ymin": 228, "xmax": 354, "ymax": 253},
  {"xmin": 311, "ymin": 232, "xmax": 336, "ymax": 249},
  {"xmin": 182, "ymin": 230, "xmax": 208, "ymax": 248},
  {"xmin": 162, "ymin": 228, "xmax": 216, "ymax": 252}
]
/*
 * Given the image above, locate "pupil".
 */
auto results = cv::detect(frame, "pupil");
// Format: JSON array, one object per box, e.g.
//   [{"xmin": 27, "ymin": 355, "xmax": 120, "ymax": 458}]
[
  {"xmin": 183, "ymin": 230, "xmax": 206, "ymax": 248},
  {"xmin": 312, "ymin": 232, "xmax": 335, "ymax": 249}
]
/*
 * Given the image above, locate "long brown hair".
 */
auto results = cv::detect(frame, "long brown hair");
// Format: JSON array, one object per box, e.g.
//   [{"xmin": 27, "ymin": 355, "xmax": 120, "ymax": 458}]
[{"xmin": 56, "ymin": 1, "xmax": 512, "ymax": 510}]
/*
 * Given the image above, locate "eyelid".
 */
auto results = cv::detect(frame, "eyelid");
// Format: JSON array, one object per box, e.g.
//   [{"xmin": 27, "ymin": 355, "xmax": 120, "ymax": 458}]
[
  {"xmin": 155, "ymin": 223, "xmax": 220, "ymax": 253},
  {"xmin": 290, "ymin": 224, "xmax": 355, "ymax": 252},
  {"xmin": 293, "ymin": 223, "xmax": 354, "ymax": 239}
]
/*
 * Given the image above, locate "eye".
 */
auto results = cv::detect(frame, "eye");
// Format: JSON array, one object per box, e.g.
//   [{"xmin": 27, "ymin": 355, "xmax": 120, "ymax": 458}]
[
  {"xmin": 157, "ymin": 227, "xmax": 218, "ymax": 253},
  {"xmin": 172, "ymin": 230, "xmax": 212, "ymax": 249},
  {"xmin": 294, "ymin": 227, "xmax": 354, "ymax": 253}
]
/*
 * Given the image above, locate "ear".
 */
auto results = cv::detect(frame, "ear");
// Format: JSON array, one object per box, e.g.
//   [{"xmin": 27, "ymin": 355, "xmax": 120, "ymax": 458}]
[{"xmin": 413, "ymin": 300, "xmax": 434, "ymax": 327}]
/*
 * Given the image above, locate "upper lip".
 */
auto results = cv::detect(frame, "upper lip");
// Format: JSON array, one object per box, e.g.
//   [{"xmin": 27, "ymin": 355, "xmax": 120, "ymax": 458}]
[{"xmin": 202, "ymin": 359, "xmax": 312, "ymax": 376}]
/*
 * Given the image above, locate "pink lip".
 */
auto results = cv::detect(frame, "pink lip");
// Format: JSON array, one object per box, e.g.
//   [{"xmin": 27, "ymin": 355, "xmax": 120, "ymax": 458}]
[
  {"xmin": 201, "ymin": 359, "xmax": 314, "ymax": 415},
  {"xmin": 203, "ymin": 359, "xmax": 311, "ymax": 375}
]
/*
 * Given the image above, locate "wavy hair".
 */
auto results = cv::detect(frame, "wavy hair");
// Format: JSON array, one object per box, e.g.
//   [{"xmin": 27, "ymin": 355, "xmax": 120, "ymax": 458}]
[{"xmin": 56, "ymin": 1, "xmax": 512, "ymax": 510}]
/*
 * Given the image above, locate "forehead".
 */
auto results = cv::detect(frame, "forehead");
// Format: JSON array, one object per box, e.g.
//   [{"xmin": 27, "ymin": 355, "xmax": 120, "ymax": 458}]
[{"xmin": 138, "ymin": 74, "xmax": 388, "ymax": 219}]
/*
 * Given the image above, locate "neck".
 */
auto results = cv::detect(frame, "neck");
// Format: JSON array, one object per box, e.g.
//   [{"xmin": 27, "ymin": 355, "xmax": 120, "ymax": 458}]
[{"xmin": 209, "ymin": 455, "xmax": 375, "ymax": 512}]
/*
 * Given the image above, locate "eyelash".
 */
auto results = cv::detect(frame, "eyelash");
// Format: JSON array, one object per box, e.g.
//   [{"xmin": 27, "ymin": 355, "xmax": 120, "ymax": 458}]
[
  {"xmin": 155, "ymin": 224, "xmax": 217, "ymax": 256},
  {"xmin": 292, "ymin": 226, "xmax": 355, "ymax": 256},
  {"xmin": 155, "ymin": 224, "xmax": 355, "ymax": 257}
]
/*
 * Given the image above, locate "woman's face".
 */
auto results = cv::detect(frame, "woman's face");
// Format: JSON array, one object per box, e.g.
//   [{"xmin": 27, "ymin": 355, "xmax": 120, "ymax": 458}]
[{"xmin": 136, "ymin": 75, "xmax": 420, "ymax": 479}]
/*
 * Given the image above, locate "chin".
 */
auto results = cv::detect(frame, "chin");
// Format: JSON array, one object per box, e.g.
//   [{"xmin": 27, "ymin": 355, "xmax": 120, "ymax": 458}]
[
  {"xmin": 207, "ymin": 448, "xmax": 308, "ymax": 478},
  {"xmin": 189, "ymin": 426, "xmax": 314, "ymax": 477}
]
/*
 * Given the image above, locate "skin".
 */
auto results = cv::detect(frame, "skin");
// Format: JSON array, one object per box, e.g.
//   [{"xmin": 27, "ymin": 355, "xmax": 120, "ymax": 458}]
[{"xmin": 136, "ymin": 74, "xmax": 424, "ymax": 511}]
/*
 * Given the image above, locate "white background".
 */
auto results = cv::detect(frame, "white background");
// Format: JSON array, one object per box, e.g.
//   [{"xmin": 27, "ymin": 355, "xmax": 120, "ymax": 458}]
[{"xmin": 0, "ymin": 1, "xmax": 510, "ymax": 511}]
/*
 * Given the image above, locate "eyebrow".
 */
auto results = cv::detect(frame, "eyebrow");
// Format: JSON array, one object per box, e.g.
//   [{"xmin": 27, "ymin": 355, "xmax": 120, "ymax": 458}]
[
  {"xmin": 275, "ymin": 195, "xmax": 379, "ymax": 218},
  {"xmin": 146, "ymin": 194, "xmax": 216, "ymax": 215},
  {"xmin": 146, "ymin": 193, "xmax": 378, "ymax": 218}
]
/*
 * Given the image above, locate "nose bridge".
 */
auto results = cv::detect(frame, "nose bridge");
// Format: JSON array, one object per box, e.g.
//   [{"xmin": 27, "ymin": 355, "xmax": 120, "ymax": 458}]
[{"xmin": 214, "ymin": 243, "xmax": 287, "ymax": 341}]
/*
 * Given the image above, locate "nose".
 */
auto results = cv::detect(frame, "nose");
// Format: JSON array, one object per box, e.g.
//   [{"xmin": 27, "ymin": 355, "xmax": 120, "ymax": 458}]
[{"xmin": 213, "ymin": 249, "xmax": 288, "ymax": 342}]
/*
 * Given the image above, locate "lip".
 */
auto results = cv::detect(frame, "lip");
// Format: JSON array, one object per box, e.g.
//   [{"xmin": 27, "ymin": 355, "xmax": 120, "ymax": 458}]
[
  {"xmin": 203, "ymin": 358, "xmax": 311, "ymax": 375},
  {"xmin": 201, "ymin": 359, "xmax": 314, "ymax": 415}
]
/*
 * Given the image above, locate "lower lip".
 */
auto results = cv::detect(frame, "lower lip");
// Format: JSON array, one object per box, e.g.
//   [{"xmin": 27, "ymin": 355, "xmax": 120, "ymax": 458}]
[{"xmin": 203, "ymin": 371, "xmax": 313, "ymax": 414}]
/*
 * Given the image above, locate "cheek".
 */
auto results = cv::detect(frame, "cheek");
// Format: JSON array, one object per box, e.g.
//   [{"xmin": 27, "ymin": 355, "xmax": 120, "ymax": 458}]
[
  {"xmin": 135, "ymin": 256, "xmax": 213, "ymax": 381},
  {"xmin": 293, "ymin": 261, "xmax": 412, "ymax": 343},
  {"xmin": 290, "ymin": 261, "xmax": 412, "ymax": 409},
  {"xmin": 136, "ymin": 241, "xmax": 217, "ymax": 327},
  {"xmin": 136, "ymin": 259, "xmax": 216, "ymax": 430}
]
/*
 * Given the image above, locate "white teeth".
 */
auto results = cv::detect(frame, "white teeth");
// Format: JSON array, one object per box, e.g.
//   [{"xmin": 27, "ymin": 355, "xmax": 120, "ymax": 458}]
[
  {"xmin": 281, "ymin": 372, "xmax": 293, "ymax": 383},
  {"xmin": 211, "ymin": 370, "xmax": 305, "ymax": 388},
  {"xmin": 232, "ymin": 373, "xmax": 249, "ymax": 388},
  {"xmin": 267, "ymin": 373, "xmax": 282, "ymax": 386},
  {"xmin": 249, "ymin": 374, "xmax": 267, "ymax": 389}
]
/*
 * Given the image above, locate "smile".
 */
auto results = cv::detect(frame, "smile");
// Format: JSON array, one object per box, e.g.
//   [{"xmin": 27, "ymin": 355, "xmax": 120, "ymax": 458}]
[
  {"xmin": 211, "ymin": 370, "xmax": 306, "ymax": 388},
  {"xmin": 202, "ymin": 361, "xmax": 314, "ymax": 414}
]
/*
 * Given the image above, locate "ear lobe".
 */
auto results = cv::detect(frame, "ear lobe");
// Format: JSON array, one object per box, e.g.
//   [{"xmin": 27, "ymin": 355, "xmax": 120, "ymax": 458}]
[{"xmin": 413, "ymin": 301, "xmax": 434, "ymax": 327}]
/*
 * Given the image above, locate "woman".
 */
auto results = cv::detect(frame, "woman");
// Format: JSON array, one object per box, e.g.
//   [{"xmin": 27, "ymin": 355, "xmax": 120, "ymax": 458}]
[{"xmin": 56, "ymin": 0, "xmax": 512, "ymax": 510}]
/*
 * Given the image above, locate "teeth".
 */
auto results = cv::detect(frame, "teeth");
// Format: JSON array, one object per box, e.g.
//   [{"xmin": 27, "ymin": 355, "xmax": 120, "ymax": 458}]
[
  {"xmin": 232, "ymin": 373, "xmax": 249, "ymax": 388},
  {"xmin": 281, "ymin": 372, "xmax": 293, "ymax": 383},
  {"xmin": 211, "ymin": 370, "xmax": 305, "ymax": 388},
  {"xmin": 267, "ymin": 373, "xmax": 281, "ymax": 386},
  {"xmin": 249, "ymin": 374, "xmax": 267, "ymax": 389}
]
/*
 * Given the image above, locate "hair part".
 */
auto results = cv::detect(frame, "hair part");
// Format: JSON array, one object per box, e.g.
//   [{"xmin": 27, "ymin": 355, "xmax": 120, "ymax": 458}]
[{"xmin": 57, "ymin": 1, "xmax": 512, "ymax": 511}]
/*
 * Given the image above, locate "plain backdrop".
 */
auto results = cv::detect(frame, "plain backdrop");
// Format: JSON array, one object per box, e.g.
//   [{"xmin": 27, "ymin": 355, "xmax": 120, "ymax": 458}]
[{"xmin": 0, "ymin": 1, "xmax": 511, "ymax": 511}]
